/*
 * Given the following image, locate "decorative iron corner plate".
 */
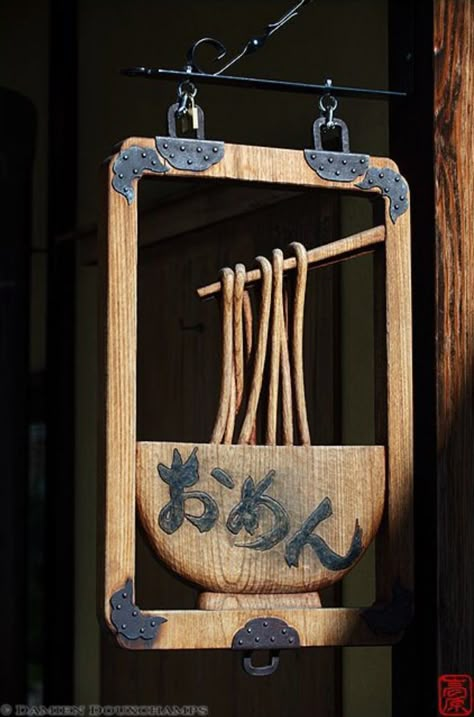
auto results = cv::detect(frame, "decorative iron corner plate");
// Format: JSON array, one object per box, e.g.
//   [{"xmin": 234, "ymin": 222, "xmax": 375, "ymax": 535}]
[
  {"xmin": 304, "ymin": 150, "xmax": 370, "ymax": 182},
  {"xmin": 360, "ymin": 580, "xmax": 414, "ymax": 635},
  {"xmin": 155, "ymin": 137, "xmax": 224, "ymax": 172},
  {"xmin": 357, "ymin": 167, "xmax": 409, "ymax": 223},
  {"xmin": 232, "ymin": 616, "xmax": 300, "ymax": 651},
  {"xmin": 110, "ymin": 579, "xmax": 167, "ymax": 643},
  {"xmin": 112, "ymin": 146, "xmax": 168, "ymax": 204}
]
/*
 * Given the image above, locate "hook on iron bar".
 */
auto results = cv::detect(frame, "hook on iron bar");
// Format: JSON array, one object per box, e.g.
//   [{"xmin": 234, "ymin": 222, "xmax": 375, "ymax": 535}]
[
  {"xmin": 121, "ymin": 67, "xmax": 407, "ymax": 101},
  {"xmin": 185, "ymin": 0, "xmax": 314, "ymax": 76}
]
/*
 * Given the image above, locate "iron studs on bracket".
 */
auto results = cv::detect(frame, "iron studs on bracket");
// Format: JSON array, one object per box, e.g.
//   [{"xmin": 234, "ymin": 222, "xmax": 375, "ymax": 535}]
[
  {"xmin": 232, "ymin": 617, "xmax": 300, "ymax": 677},
  {"xmin": 357, "ymin": 167, "xmax": 410, "ymax": 223},
  {"xmin": 112, "ymin": 146, "xmax": 168, "ymax": 203}
]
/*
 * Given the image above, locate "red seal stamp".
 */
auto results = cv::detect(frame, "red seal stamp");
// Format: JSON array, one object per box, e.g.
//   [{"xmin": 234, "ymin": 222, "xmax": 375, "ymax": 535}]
[{"xmin": 439, "ymin": 674, "xmax": 473, "ymax": 715}]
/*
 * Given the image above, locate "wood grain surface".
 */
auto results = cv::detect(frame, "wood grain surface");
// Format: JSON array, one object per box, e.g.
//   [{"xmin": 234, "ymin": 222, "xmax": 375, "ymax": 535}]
[
  {"xmin": 117, "ymin": 606, "xmax": 398, "ymax": 650},
  {"xmin": 98, "ymin": 139, "xmax": 413, "ymax": 650},
  {"xmin": 434, "ymin": 0, "xmax": 474, "ymax": 675},
  {"xmin": 197, "ymin": 591, "xmax": 322, "ymax": 610},
  {"xmin": 197, "ymin": 224, "xmax": 385, "ymax": 299},
  {"xmin": 137, "ymin": 442, "xmax": 385, "ymax": 594}
]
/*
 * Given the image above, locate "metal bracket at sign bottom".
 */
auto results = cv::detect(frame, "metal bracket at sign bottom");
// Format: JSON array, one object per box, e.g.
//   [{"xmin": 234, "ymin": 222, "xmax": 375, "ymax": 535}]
[{"xmin": 232, "ymin": 617, "xmax": 300, "ymax": 676}]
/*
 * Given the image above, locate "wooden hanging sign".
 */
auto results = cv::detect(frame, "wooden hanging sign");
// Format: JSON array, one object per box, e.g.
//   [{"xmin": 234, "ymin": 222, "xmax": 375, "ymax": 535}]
[{"xmin": 98, "ymin": 116, "xmax": 413, "ymax": 668}]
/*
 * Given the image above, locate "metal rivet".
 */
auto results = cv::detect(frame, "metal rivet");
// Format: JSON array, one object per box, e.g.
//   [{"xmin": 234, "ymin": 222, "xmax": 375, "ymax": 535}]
[
  {"xmin": 351, "ymin": 168, "xmax": 356, "ymax": 174},
  {"xmin": 187, "ymin": 159, "xmax": 193, "ymax": 165},
  {"xmin": 163, "ymin": 143, "xmax": 168, "ymax": 149},
  {"xmin": 379, "ymin": 172, "xmax": 384, "ymax": 178},
  {"xmin": 328, "ymin": 157, "xmax": 334, "ymax": 163},
  {"xmin": 270, "ymin": 636, "xmax": 276, "ymax": 642},
  {"xmin": 121, "ymin": 623, "xmax": 127, "ymax": 630},
  {"xmin": 342, "ymin": 159, "xmax": 348, "ymax": 165},
  {"xmin": 319, "ymin": 165, "xmax": 325, "ymax": 171},
  {"xmin": 247, "ymin": 628, "xmax": 252, "ymax": 633},
  {"xmin": 395, "ymin": 204, "xmax": 400, "ymax": 210},
  {"xmin": 116, "ymin": 604, "xmax": 122, "ymax": 610},
  {"xmin": 180, "ymin": 145, "xmax": 185, "ymax": 151},
  {"xmin": 282, "ymin": 628, "xmax": 287, "ymax": 635},
  {"xmin": 255, "ymin": 637, "xmax": 260, "ymax": 643},
  {"xmin": 123, "ymin": 155, "xmax": 128, "ymax": 161},
  {"xmin": 151, "ymin": 160, "xmax": 157, "ymax": 166},
  {"xmin": 369, "ymin": 179, "xmax": 374, "ymax": 185},
  {"xmin": 238, "ymin": 639, "xmax": 243, "ymax": 645},
  {"xmin": 150, "ymin": 621, "xmax": 156, "ymax": 627},
  {"xmin": 289, "ymin": 637, "xmax": 294, "ymax": 644},
  {"xmin": 395, "ymin": 175, "xmax": 401, "ymax": 182},
  {"xmin": 118, "ymin": 173, "xmax": 124, "ymax": 179},
  {"xmin": 204, "ymin": 155, "xmax": 209, "ymax": 161},
  {"xmin": 384, "ymin": 187, "xmax": 390, "ymax": 193},
  {"xmin": 360, "ymin": 158, "xmax": 366, "ymax": 164},
  {"xmin": 197, "ymin": 147, "xmax": 203, "ymax": 153},
  {"xmin": 170, "ymin": 153, "xmax": 175, "ymax": 159},
  {"xmin": 400, "ymin": 195, "xmax": 406, "ymax": 201},
  {"xmin": 311, "ymin": 154, "xmax": 316, "ymax": 160},
  {"xmin": 141, "ymin": 152, "xmax": 147, "ymax": 158},
  {"xmin": 132, "ymin": 610, "xmax": 138, "ymax": 617},
  {"xmin": 336, "ymin": 170, "xmax": 341, "ymax": 176},
  {"xmin": 140, "ymin": 627, "xmax": 145, "ymax": 634},
  {"xmin": 122, "ymin": 593, "xmax": 127, "ymax": 598},
  {"xmin": 213, "ymin": 147, "xmax": 218, "ymax": 153},
  {"xmin": 263, "ymin": 621, "xmax": 268, "ymax": 627},
  {"xmin": 123, "ymin": 186, "xmax": 129, "ymax": 192},
  {"xmin": 133, "ymin": 168, "xmax": 139, "ymax": 174}
]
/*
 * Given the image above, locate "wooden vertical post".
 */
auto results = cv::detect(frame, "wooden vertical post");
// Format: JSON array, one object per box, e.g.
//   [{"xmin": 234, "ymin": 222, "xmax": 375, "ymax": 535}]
[
  {"xmin": 434, "ymin": 0, "xmax": 474, "ymax": 678},
  {"xmin": 391, "ymin": 1, "xmax": 474, "ymax": 714}
]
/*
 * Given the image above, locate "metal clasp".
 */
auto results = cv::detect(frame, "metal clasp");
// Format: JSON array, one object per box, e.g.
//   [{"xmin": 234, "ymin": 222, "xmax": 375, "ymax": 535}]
[
  {"xmin": 242, "ymin": 650, "xmax": 280, "ymax": 677},
  {"xmin": 319, "ymin": 83, "xmax": 338, "ymax": 129},
  {"xmin": 169, "ymin": 80, "xmax": 205, "ymax": 139},
  {"xmin": 312, "ymin": 115, "xmax": 351, "ymax": 154}
]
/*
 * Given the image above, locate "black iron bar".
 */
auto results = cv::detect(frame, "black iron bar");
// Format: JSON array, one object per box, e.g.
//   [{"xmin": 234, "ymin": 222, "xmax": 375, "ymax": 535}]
[{"xmin": 122, "ymin": 67, "xmax": 407, "ymax": 100}]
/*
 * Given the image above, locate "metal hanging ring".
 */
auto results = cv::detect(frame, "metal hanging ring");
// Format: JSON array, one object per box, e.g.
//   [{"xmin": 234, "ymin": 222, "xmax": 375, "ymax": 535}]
[
  {"xmin": 319, "ymin": 93, "xmax": 338, "ymax": 129},
  {"xmin": 176, "ymin": 81, "xmax": 198, "ymax": 117},
  {"xmin": 178, "ymin": 80, "xmax": 198, "ymax": 98}
]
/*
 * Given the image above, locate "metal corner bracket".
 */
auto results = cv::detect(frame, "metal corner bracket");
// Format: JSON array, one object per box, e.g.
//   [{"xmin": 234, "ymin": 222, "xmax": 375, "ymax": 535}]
[
  {"xmin": 112, "ymin": 146, "xmax": 168, "ymax": 204},
  {"xmin": 361, "ymin": 580, "xmax": 414, "ymax": 635},
  {"xmin": 357, "ymin": 167, "xmax": 409, "ymax": 223},
  {"xmin": 110, "ymin": 579, "xmax": 167, "ymax": 643}
]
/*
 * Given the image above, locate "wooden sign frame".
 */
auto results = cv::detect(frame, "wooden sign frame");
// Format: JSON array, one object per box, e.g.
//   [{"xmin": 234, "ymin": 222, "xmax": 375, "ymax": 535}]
[{"xmin": 98, "ymin": 135, "xmax": 413, "ymax": 652}]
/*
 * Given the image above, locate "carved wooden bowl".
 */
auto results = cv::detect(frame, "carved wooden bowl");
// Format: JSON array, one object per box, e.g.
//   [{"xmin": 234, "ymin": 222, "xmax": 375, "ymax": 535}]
[{"xmin": 137, "ymin": 442, "xmax": 385, "ymax": 594}]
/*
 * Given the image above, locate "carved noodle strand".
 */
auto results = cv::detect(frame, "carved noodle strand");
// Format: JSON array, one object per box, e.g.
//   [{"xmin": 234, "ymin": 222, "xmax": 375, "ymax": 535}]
[
  {"xmin": 266, "ymin": 249, "xmax": 284, "ymax": 445},
  {"xmin": 289, "ymin": 242, "xmax": 311, "ymax": 446},
  {"xmin": 242, "ymin": 290, "xmax": 257, "ymax": 445},
  {"xmin": 280, "ymin": 281, "xmax": 294, "ymax": 445},
  {"xmin": 238, "ymin": 256, "xmax": 272, "ymax": 445},
  {"xmin": 242, "ymin": 290, "xmax": 253, "ymax": 359},
  {"xmin": 223, "ymin": 360, "xmax": 236, "ymax": 444},
  {"xmin": 210, "ymin": 268, "xmax": 234, "ymax": 444},
  {"xmin": 233, "ymin": 263, "xmax": 246, "ymax": 414}
]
